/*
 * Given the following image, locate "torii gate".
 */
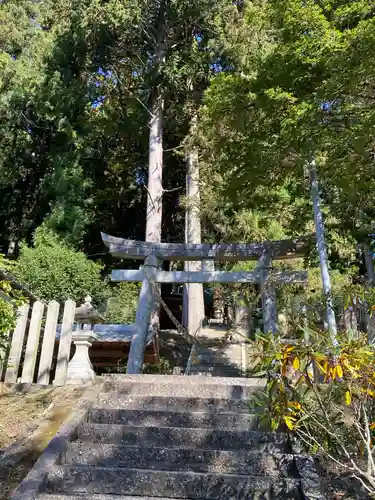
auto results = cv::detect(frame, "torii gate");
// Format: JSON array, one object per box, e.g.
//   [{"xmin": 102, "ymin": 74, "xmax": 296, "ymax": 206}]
[{"xmin": 102, "ymin": 233, "xmax": 309, "ymax": 373}]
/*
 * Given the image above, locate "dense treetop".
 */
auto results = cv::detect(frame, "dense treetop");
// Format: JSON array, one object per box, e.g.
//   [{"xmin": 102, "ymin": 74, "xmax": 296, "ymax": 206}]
[{"xmin": 0, "ymin": 0, "xmax": 374, "ymax": 295}]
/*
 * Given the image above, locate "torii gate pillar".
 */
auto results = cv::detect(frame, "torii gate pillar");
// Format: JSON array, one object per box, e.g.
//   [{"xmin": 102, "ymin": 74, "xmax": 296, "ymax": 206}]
[{"xmin": 127, "ymin": 254, "xmax": 159, "ymax": 374}]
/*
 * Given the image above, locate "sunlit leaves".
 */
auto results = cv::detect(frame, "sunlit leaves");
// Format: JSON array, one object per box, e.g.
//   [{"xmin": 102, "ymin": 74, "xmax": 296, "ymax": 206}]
[{"xmin": 250, "ymin": 327, "xmax": 375, "ymax": 449}]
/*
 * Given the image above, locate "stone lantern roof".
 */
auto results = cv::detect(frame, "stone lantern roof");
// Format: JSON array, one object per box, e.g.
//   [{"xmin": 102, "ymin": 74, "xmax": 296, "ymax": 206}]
[{"xmin": 74, "ymin": 295, "xmax": 105, "ymax": 324}]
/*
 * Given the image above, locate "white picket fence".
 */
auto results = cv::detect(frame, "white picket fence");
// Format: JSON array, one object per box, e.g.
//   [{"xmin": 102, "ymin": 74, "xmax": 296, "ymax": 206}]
[{"xmin": 4, "ymin": 299, "xmax": 76, "ymax": 386}]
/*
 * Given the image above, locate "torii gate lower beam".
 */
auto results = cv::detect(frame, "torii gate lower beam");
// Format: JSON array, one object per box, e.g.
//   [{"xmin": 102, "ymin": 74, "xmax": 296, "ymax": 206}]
[
  {"xmin": 112, "ymin": 269, "xmax": 307, "ymax": 284},
  {"xmin": 113, "ymin": 262, "xmax": 307, "ymax": 374}
]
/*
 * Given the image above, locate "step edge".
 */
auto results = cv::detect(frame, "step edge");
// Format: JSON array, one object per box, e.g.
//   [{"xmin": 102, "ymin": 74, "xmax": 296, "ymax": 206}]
[
  {"xmin": 89, "ymin": 408, "xmax": 256, "ymax": 417},
  {"xmin": 66, "ymin": 442, "xmax": 292, "ymax": 456},
  {"xmin": 98, "ymin": 391, "xmax": 252, "ymax": 401},
  {"xmin": 78, "ymin": 423, "xmax": 282, "ymax": 436},
  {"xmin": 50, "ymin": 464, "xmax": 300, "ymax": 481},
  {"xmin": 102, "ymin": 374, "xmax": 265, "ymax": 387}
]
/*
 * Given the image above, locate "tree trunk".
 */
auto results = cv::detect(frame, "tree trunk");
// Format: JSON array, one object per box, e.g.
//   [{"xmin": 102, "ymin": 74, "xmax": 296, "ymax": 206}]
[
  {"xmin": 183, "ymin": 115, "xmax": 205, "ymax": 335},
  {"xmin": 362, "ymin": 244, "xmax": 375, "ymax": 342},
  {"xmin": 145, "ymin": 0, "xmax": 166, "ymax": 331},
  {"xmin": 309, "ymin": 160, "xmax": 338, "ymax": 345},
  {"xmin": 363, "ymin": 243, "xmax": 375, "ymax": 286},
  {"xmin": 145, "ymin": 92, "xmax": 164, "ymax": 243}
]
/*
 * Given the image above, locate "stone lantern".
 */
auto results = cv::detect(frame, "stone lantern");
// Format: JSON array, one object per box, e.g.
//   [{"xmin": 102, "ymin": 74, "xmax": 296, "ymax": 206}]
[{"xmin": 66, "ymin": 295, "xmax": 104, "ymax": 385}]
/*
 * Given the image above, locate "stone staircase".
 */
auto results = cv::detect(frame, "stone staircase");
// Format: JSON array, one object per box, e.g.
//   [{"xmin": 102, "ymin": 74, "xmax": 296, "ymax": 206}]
[
  {"xmin": 32, "ymin": 375, "xmax": 312, "ymax": 500},
  {"xmin": 188, "ymin": 326, "xmax": 246, "ymax": 377}
]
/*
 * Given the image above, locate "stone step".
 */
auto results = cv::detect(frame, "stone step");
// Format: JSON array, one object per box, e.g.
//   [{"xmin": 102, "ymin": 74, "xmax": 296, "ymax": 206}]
[
  {"xmin": 97, "ymin": 393, "xmax": 253, "ymax": 413},
  {"xmin": 76, "ymin": 424, "xmax": 290, "ymax": 452},
  {"xmin": 193, "ymin": 352, "xmax": 242, "ymax": 362},
  {"xmin": 45, "ymin": 465, "xmax": 301, "ymax": 499},
  {"xmin": 38, "ymin": 496, "xmax": 190, "ymax": 500},
  {"xmin": 190, "ymin": 360, "xmax": 243, "ymax": 368},
  {"xmin": 64, "ymin": 442, "xmax": 297, "ymax": 476},
  {"xmin": 189, "ymin": 367, "xmax": 243, "ymax": 377},
  {"xmin": 100, "ymin": 381, "xmax": 260, "ymax": 399},
  {"xmin": 88, "ymin": 408, "xmax": 258, "ymax": 429},
  {"xmin": 191, "ymin": 363, "xmax": 243, "ymax": 371}
]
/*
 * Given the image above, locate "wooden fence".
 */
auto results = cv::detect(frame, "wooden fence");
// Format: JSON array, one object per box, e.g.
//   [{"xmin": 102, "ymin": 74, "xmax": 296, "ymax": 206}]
[
  {"xmin": 3, "ymin": 299, "xmax": 76, "ymax": 386},
  {"xmin": 1, "ymin": 299, "xmax": 160, "ymax": 385}
]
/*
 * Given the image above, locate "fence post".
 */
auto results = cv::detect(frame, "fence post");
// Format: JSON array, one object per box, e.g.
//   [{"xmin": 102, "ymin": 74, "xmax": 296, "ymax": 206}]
[
  {"xmin": 5, "ymin": 303, "xmax": 30, "ymax": 383},
  {"xmin": 53, "ymin": 299, "xmax": 75, "ymax": 386},
  {"xmin": 21, "ymin": 301, "xmax": 45, "ymax": 383},
  {"xmin": 37, "ymin": 300, "xmax": 60, "ymax": 385}
]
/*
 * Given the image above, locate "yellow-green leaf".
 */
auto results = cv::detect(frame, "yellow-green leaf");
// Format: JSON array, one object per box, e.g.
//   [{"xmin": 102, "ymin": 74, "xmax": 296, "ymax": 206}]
[
  {"xmin": 315, "ymin": 361, "xmax": 326, "ymax": 374},
  {"xmin": 283, "ymin": 416, "xmax": 295, "ymax": 430},
  {"xmin": 345, "ymin": 391, "xmax": 351, "ymax": 406},
  {"xmin": 292, "ymin": 357, "xmax": 300, "ymax": 371}
]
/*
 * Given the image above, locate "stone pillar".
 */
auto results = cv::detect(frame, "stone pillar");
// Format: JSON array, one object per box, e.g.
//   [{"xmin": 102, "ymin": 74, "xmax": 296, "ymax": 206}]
[
  {"xmin": 127, "ymin": 254, "xmax": 159, "ymax": 374},
  {"xmin": 66, "ymin": 327, "xmax": 97, "ymax": 385},
  {"xmin": 259, "ymin": 252, "xmax": 277, "ymax": 334},
  {"xmin": 235, "ymin": 303, "xmax": 250, "ymax": 338},
  {"xmin": 212, "ymin": 286, "xmax": 224, "ymax": 322}
]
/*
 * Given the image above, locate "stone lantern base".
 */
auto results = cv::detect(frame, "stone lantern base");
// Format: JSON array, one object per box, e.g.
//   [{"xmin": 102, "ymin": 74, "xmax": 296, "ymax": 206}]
[{"xmin": 66, "ymin": 331, "xmax": 97, "ymax": 385}]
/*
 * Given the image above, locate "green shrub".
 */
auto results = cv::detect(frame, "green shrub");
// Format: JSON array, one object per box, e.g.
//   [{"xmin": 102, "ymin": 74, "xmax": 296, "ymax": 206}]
[
  {"xmin": 250, "ymin": 329, "xmax": 375, "ymax": 494},
  {"xmin": 143, "ymin": 357, "xmax": 172, "ymax": 374},
  {"xmin": 98, "ymin": 357, "xmax": 171, "ymax": 375},
  {"xmin": 105, "ymin": 282, "xmax": 140, "ymax": 324},
  {"xmin": 14, "ymin": 225, "xmax": 108, "ymax": 306},
  {"xmin": 0, "ymin": 255, "xmax": 25, "ymax": 358}
]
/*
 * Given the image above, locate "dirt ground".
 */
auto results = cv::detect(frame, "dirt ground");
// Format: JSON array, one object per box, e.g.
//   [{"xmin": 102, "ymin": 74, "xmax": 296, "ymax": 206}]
[
  {"xmin": 157, "ymin": 329, "xmax": 192, "ymax": 370},
  {"xmin": 0, "ymin": 385, "xmax": 83, "ymax": 500}
]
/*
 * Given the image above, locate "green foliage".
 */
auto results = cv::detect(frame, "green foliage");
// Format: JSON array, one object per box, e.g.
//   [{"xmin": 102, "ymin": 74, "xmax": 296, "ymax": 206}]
[
  {"xmin": 99, "ymin": 357, "xmax": 172, "ymax": 375},
  {"xmin": 0, "ymin": 0, "xmax": 374, "ymax": 343},
  {"xmin": 14, "ymin": 226, "xmax": 108, "ymax": 305},
  {"xmin": 143, "ymin": 357, "xmax": 172, "ymax": 375},
  {"xmin": 0, "ymin": 298, "xmax": 16, "ymax": 343},
  {"xmin": 250, "ymin": 329, "xmax": 375, "ymax": 492},
  {"xmin": 0, "ymin": 254, "xmax": 25, "ymax": 358},
  {"xmin": 199, "ymin": 0, "xmax": 375, "ymax": 260},
  {"xmin": 105, "ymin": 282, "xmax": 140, "ymax": 324}
]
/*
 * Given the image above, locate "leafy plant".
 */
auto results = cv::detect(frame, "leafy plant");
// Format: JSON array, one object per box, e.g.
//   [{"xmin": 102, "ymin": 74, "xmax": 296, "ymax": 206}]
[
  {"xmin": 99, "ymin": 357, "xmax": 172, "ymax": 375},
  {"xmin": 105, "ymin": 282, "xmax": 140, "ymax": 324},
  {"xmin": 0, "ymin": 255, "xmax": 25, "ymax": 360},
  {"xmin": 143, "ymin": 357, "xmax": 172, "ymax": 375},
  {"xmin": 250, "ymin": 329, "xmax": 375, "ymax": 493},
  {"xmin": 14, "ymin": 225, "xmax": 108, "ymax": 306}
]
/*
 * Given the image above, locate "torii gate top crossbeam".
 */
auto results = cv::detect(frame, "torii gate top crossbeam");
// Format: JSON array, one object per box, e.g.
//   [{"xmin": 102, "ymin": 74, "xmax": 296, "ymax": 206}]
[{"xmin": 101, "ymin": 233, "xmax": 311, "ymax": 261}]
